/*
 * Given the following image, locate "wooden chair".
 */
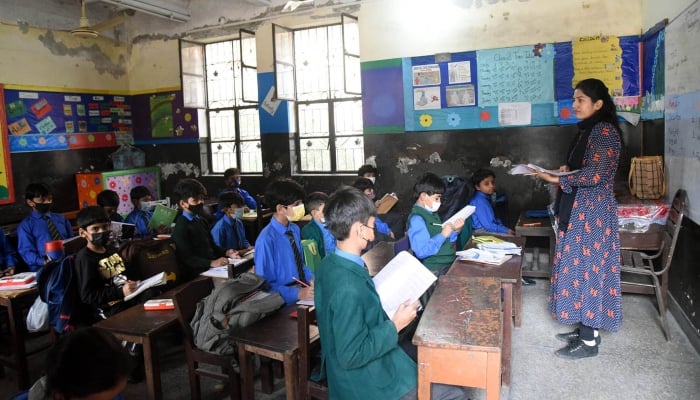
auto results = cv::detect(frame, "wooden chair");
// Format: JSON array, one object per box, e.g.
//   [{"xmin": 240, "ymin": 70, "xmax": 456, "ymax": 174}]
[
  {"xmin": 620, "ymin": 189, "xmax": 687, "ymax": 340},
  {"xmin": 297, "ymin": 305, "xmax": 328, "ymax": 400},
  {"xmin": 172, "ymin": 278, "xmax": 241, "ymax": 400}
]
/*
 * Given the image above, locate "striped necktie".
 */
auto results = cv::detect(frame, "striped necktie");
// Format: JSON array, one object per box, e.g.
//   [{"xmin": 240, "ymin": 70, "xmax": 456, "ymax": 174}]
[
  {"xmin": 42, "ymin": 214, "xmax": 62, "ymax": 241},
  {"xmin": 285, "ymin": 230, "xmax": 306, "ymax": 284}
]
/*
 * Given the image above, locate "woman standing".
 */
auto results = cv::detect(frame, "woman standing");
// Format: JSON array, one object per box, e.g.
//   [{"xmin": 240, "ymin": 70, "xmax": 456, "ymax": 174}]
[{"xmin": 533, "ymin": 78, "xmax": 622, "ymax": 359}]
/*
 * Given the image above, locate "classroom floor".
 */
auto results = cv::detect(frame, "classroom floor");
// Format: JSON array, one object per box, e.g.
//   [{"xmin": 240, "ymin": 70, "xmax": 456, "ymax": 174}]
[{"xmin": 2, "ymin": 279, "xmax": 699, "ymax": 399}]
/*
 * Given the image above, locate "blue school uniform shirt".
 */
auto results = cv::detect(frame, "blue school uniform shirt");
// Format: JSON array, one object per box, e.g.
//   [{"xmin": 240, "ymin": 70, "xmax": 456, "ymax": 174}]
[
  {"xmin": 469, "ymin": 191, "xmax": 510, "ymax": 234},
  {"xmin": 254, "ymin": 217, "xmax": 314, "ymax": 304},
  {"xmin": 210, "ymin": 215, "xmax": 250, "ymax": 250},
  {"xmin": 0, "ymin": 229, "xmax": 18, "ymax": 269},
  {"xmin": 124, "ymin": 208, "xmax": 152, "ymax": 238},
  {"xmin": 314, "ymin": 219, "xmax": 337, "ymax": 256},
  {"xmin": 17, "ymin": 211, "xmax": 74, "ymax": 272},
  {"xmin": 218, "ymin": 187, "xmax": 257, "ymax": 210},
  {"xmin": 374, "ymin": 216, "xmax": 392, "ymax": 236}
]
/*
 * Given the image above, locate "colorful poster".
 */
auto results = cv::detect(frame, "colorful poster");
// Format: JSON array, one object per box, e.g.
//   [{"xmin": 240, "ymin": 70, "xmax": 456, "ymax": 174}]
[
  {"xmin": 572, "ymin": 35, "xmax": 623, "ymax": 96},
  {"xmin": 413, "ymin": 86, "xmax": 441, "ymax": 110},
  {"xmin": 412, "ymin": 64, "xmax": 441, "ymax": 86},
  {"xmin": 0, "ymin": 86, "xmax": 15, "ymax": 204},
  {"xmin": 448, "ymin": 61, "xmax": 472, "ymax": 84},
  {"xmin": 476, "ymin": 44, "xmax": 555, "ymax": 107},
  {"xmin": 149, "ymin": 94, "xmax": 176, "ymax": 138}
]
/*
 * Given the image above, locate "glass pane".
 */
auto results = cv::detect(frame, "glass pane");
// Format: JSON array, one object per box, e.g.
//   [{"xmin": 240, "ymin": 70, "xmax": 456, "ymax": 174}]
[
  {"xmin": 274, "ymin": 24, "xmax": 295, "ymax": 100},
  {"xmin": 344, "ymin": 54, "xmax": 361, "ymax": 94},
  {"xmin": 299, "ymin": 138, "xmax": 330, "ymax": 172},
  {"xmin": 182, "ymin": 75, "xmax": 206, "ymax": 109},
  {"xmin": 242, "ymin": 66, "xmax": 258, "ymax": 103},
  {"xmin": 295, "ymin": 27, "xmax": 330, "ymax": 101},
  {"xmin": 180, "ymin": 40, "xmax": 206, "ymax": 108},
  {"xmin": 239, "ymin": 108, "xmax": 260, "ymax": 140},
  {"xmin": 298, "ymin": 103, "xmax": 329, "ymax": 138},
  {"xmin": 342, "ymin": 14, "xmax": 360, "ymax": 56},
  {"xmin": 240, "ymin": 30, "xmax": 257, "ymax": 67},
  {"xmin": 206, "ymin": 41, "xmax": 235, "ymax": 108},
  {"xmin": 334, "ymin": 101, "xmax": 363, "ymax": 136},
  {"xmin": 180, "ymin": 40, "xmax": 205, "ymax": 76},
  {"xmin": 327, "ymin": 25, "xmax": 349, "ymax": 99},
  {"xmin": 208, "ymin": 110, "xmax": 236, "ymax": 141},
  {"xmin": 210, "ymin": 141, "xmax": 237, "ymax": 174},
  {"xmin": 240, "ymin": 140, "xmax": 263, "ymax": 173},
  {"xmin": 335, "ymin": 136, "xmax": 364, "ymax": 172}
]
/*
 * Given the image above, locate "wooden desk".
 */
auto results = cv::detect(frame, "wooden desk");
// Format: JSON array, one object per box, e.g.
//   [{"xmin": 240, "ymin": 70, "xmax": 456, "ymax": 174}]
[
  {"xmin": 361, "ymin": 240, "xmax": 395, "ymax": 276},
  {"xmin": 447, "ymin": 235, "xmax": 525, "ymax": 386},
  {"xmin": 619, "ymin": 223, "xmax": 664, "ymax": 251},
  {"xmin": 233, "ymin": 304, "xmax": 316, "ymax": 400},
  {"xmin": 94, "ymin": 292, "xmax": 180, "ymax": 400},
  {"xmin": 413, "ymin": 276, "xmax": 502, "ymax": 400},
  {"xmin": 515, "ymin": 212, "xmax": 555, "ymax": 279},
  {"xmin": 0, "ymin": 287, "xmax": 42, "ymax": 391},
  {"xmin": 228, "ymin": 253, "xmax": 256, "ymax": 278}
]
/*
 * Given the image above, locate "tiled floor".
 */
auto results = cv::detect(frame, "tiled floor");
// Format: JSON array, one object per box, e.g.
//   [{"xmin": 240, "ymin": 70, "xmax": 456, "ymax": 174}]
[{"xmin": 2, "ymin": 279, "xmax": 699, "ymax": 399}]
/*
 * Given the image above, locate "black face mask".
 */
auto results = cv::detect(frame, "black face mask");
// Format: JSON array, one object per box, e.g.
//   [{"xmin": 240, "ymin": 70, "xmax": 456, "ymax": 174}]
[
  {"xmin": 188, "ymin": 203, "xmax": 205, "ymax": 216},
  {"xmin": 34, "ymin": 203, "xmax": 52, "ymax": 214},
  {"xmin": 90, "ymin": 231, "xmax": 111, "ymax": 248}
]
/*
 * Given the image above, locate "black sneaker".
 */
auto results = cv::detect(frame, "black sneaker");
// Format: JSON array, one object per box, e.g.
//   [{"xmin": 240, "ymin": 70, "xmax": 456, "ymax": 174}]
[
  {"xmin": 521, "ymin": 277, "xmax": 536, "ymax": 286},
  {"xmin": 555, "ymin": 338, "xmax": 598, "ymax": 360},
  {"xmin": 555, "ymin": 328, "xmax": 602, "ymax": 345}
]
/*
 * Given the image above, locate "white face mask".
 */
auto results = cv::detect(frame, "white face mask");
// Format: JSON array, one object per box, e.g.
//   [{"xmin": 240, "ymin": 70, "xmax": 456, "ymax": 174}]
[
  {"xmin": 428, "ymin": 201, "xmax": 441, "ymax": 213},
  {"xmin": 367, "ymin": 177, "xmax": 376, "ymax": 184}
]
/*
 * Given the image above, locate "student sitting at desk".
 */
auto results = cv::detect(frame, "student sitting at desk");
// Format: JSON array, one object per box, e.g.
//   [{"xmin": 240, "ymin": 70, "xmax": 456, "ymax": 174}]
[
  {"xmin": 124, "ymin": 185, "xmax": 155, "ymax": 238},
  {"xmin": 210, "ymin": 191, "xmax": 254, "ymax": 256},
  {"xmin": 407, "ymin": 173, "xmax": 464, "ymax": 276},
  {"xmin": 352, "ymin": 178, "xmax": 394, "ymax": 240},
  {"xmin": 97, "ymin": 189, "xmax": 123, "ymax": 223},
  {"xmin": 0, "ymin": 227, "xmax": 18, "ymax": 276},
  {"xmin": 220, "ymin": 167, "xmax": 257, "ymax": 210},
  {"xmin": 315, "ymin": 187, "xmax": 466, "ymax": 400},
  {"xmin": 171, "ymin": 178, "xmax": 240, "ymax": 281},
  {"xmin": 73, "ymin": 206, "xmax": 139, "ymax": 325},
  {"xmin": 17, "ymin": 182, "xmax": 75, "ymax": 272},
  {"xmin": 254, "ymin": 179, "xmax": 314, "ymax": 305},
  {"xmin": 468, "ymin": 168, "xmax": 514, "ymax": 235},
  {"xmin": 301, "ymin": 191, "xmax": 336, "ymax": 259}
]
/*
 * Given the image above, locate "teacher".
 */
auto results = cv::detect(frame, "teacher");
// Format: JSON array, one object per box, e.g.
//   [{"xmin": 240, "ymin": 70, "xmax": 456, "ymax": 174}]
[{"xmin": 533, "ymin": 78, "xmax": 622, "ymax": 360}]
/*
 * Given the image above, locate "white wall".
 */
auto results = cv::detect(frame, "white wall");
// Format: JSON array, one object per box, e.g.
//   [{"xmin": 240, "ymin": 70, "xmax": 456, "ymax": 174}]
[{"xmin": 642, "ymin": 0, "xmax": 697, "ymax": 31}]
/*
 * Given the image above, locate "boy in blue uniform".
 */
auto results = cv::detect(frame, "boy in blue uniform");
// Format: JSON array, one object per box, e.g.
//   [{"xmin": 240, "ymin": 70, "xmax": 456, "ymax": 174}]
[
  {"xmin": 210, "ymin": 191, "xmax": 254, "ymax": 256},
  {"xmin": 352, "ymin": 178, "xmax": 394, "ymax": 239},
  {"xmin": 300, "ymin": 191, "xmax": 335, "ymax": 258},
  {"xmin": 0, "ymin": 227, "xmax": 18, "ymax": 276},
  {"xmin": 468, "ymin": 169, "xmax": 514, "ymax": 235},
  {"xmin": 221, "ymin": 167, "xmax": 257, "ymax": 210},
  {"xmin": 254, "ymin": 179, "xmax": 314, "ymax": 305},
  {"xmin": 407, "ymin": 173, "xmax": 465, "ymax": 276},
  {"xmin": 124, "ymin": 186, "xmax": 154, "ymax": 238},
  {"xmin": 17, "ymin": 183, "xmax": 74, "ymax": 272},
  {"xmin": 315, "ymin": 187, "xmax": 466, "ymax": 400},
  {"xmin": 97, "ymin": 189, "xmax": 123, "ymax": 222},
  {"xmin": 171, "ymin": 178, "xmax": 240, "ymax": 282}
]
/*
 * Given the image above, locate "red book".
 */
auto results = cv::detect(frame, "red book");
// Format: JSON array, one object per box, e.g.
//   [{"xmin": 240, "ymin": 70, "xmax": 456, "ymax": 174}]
[
  {"xmin": 143, "ymin": 299, "xmax": 175, "ymax": 311},
  {"xmin": 0, "ymin": 272, "xmax": 35, "ymax": 286}
]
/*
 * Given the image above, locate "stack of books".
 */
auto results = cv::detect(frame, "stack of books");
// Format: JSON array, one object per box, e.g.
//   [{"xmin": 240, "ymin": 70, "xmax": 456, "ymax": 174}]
[{"xmin": 0, "ymin": 272, "xmax": 37, "ymax": 290}]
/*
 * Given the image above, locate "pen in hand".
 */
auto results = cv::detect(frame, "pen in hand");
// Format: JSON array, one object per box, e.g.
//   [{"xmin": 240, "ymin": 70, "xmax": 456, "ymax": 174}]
[{"xmin": 292, "ymin": 276, "xmax": 309, "ymax": 287}]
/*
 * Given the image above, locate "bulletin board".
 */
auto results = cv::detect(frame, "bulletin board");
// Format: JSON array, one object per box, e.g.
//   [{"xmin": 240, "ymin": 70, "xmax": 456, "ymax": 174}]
[
  {"xmin": 664, "ymin": 0, "xmax": 700, "ymax": 221},
  {"xmin": 394, "ymin": 36, "xmax": 640, "ymax": 133},
  {"xmin": 131, "ymin": 90, "xmax": 200, "ymax": 143},
  {"xmin": 0, "ymin": 85, "xmax": 15, "ymax": 204},
  {"xmin": 3, "ymin": 87, "xmax": 132, "ymax": 153}
]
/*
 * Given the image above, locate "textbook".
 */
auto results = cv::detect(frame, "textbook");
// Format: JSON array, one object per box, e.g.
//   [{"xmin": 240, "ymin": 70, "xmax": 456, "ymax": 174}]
[
  {"xmin": 376, "ymin": 193, "xmax": 399, "ymax": 214},
  {"xmin": 456, "ymin": 248, "xmax": 512, "ymax": 265},
  {"xmin": 372, "ymin": 251, "xmax": 437, "ymax": 319},
  {"xmin": 147, "ymin": 205, "xmax": 178, "ymax": 230},
  {"xmin": 443, "ymin": 204, "xmax": 476, "ymax": 227},
  {"xmin": 143, "ymin": 298, "xmax": 175, "ymax": 311},
  {"xmin": 124, "ymin": 271, "xmax": 167, "ymax": 301},
  {"xmin": 0, "ymin": 272, "xmax": 35, "ymax": 287},
  {"xmin": 509, "ymin": 163, "xmax": 579, "ymax": 177}
]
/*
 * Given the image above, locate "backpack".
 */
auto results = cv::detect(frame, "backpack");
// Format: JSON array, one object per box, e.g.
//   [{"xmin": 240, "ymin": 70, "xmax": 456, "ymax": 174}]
[
  {"xmin": 36, "ymin": 255, "xmax": 78, "ymax": 334},
  {"xmin": 438, "ymin": 175, "xmax": 473, "ymax": 222},
  {"xmin": 118, "ymin": 239, "xmax": 179, "ymax": 285},
  {"xmin": 190, "ymin": 272, "xmax": 285, "ymax": 356}
]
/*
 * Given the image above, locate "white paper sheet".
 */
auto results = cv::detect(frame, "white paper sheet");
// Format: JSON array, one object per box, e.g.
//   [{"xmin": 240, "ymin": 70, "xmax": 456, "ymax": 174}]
[{"xmin": 372, "ymin": 251, "xmax": 437, "ymax": 319}]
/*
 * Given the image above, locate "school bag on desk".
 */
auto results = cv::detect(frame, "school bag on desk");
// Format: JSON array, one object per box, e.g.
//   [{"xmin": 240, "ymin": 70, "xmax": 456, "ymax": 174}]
[
  {"xmin": 118, "ymin": 238, "xmax": 179, "ymax": 287},
  {"xmin": 190, "ymin": 272, "xmax": 284, "ymax": 356}
]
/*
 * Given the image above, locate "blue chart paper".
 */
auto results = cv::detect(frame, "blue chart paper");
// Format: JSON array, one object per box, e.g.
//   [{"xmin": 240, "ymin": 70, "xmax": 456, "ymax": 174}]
[{"xmin": 477, "ymin": 45, "xmax": 555, "ymax": 107}]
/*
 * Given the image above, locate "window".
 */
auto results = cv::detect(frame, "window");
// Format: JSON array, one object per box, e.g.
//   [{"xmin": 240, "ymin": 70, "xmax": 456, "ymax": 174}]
[
  {"xmin": 180, "ymin": 31, "xmax": 262, "ymax": 174},
  {"xmin": 274, "ymin": 14, "xmax": 363, "ymax": 174}
]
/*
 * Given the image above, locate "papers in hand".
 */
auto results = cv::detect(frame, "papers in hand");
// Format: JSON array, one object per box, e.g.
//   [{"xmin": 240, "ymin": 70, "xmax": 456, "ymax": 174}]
[
  {"xmin": 443, "ymin": 205, "xmax": 476, "ymax": 227},
  {"xmin": 509, "ymin": 163, "xmax": 578, "ymax": 176},
  {"xmin": 372, "ymin": 251, "xmax": 437, "ymax": 319},
  {"xmin": 456, "ymin": 249, "xmax": 512, "ymax": 265},
  {"xmin": 124, "ymin": 272, "xmax": 167, "ymax": 301}
]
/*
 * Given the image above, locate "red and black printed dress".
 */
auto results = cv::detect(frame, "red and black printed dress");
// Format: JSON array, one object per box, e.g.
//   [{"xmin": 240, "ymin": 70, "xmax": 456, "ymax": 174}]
[{"xmin": 548, "ymin": 119, "xmax": 622, "ymax": 332}]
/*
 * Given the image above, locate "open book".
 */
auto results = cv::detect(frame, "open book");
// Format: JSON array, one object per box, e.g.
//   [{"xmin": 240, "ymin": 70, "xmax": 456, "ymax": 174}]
[
  {"xmin": 376, "ymin": 193, "xmax": 399, "ymax": 214},
  {"xmin": 509, "ymin": 163, "xmax": 578, "ymax": 176},
  {"xmin": 124, "ymin": 271, "xmax": 167, "ymax": 301},
  {"xmin": 443, "ymin": 204, "xmax": 476, "ymax": 227},
  {"xmin": 456, "ymin": 248, "xmax": 513, "ymax": 265},
  {"xmin": 372, "ymin": 251, "xmax": 437, "ymax": 319}
]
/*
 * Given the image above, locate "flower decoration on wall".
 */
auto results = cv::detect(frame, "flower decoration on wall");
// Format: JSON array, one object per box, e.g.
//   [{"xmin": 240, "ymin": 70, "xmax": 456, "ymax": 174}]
[
  {"xmin": 419, "ymin": 114, "xmax": 433, "ymax": 128},
  {"xmin": 446, "ymin": 113, "xmax": 461, "ymax": 127}
]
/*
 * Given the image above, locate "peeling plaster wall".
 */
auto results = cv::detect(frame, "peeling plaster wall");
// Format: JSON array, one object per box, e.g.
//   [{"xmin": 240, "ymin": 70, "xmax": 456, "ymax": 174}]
[
  {"xmin": 358, "ymin": 0, "xmax": 643, "ymax": 61},
  {"xmin": 127, "ymin": 39, "xmax": 181, "ymax": 91},
  {"xmin": 0, "ymin": 23, "xmax": 127, "ymax": 90}
]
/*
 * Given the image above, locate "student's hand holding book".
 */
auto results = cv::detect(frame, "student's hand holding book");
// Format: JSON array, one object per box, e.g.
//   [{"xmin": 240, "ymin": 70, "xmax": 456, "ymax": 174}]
[
  {"xmin": 225, "ymin": 249, "xmax": 241, "ymax": 259},
  {"xmin": 392, "ymin": 299, "xmax": 420, "ymax": 332},
  {"xmin": 121, "ymin": 280, "xmax": 139, "ymax": 297},
  {"xmin": 210, "ymin": 257, "xmax": 229, "ymax": 267},
  {"xmin": 441, "ymin": 218, "xmax": 465, "ymax": 237}
]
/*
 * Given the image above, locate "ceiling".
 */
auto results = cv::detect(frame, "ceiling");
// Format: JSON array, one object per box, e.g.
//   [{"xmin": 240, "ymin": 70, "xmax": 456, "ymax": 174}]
[{"xmin": 0, "ymin": 0, "xmax": 363, "ymax": 42}]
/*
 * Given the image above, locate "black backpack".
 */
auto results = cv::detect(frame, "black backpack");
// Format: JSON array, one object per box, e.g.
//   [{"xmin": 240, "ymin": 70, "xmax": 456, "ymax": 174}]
[{"xmin": 438, "ymin": 175, "xmax": 473, "ymax": 222}]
